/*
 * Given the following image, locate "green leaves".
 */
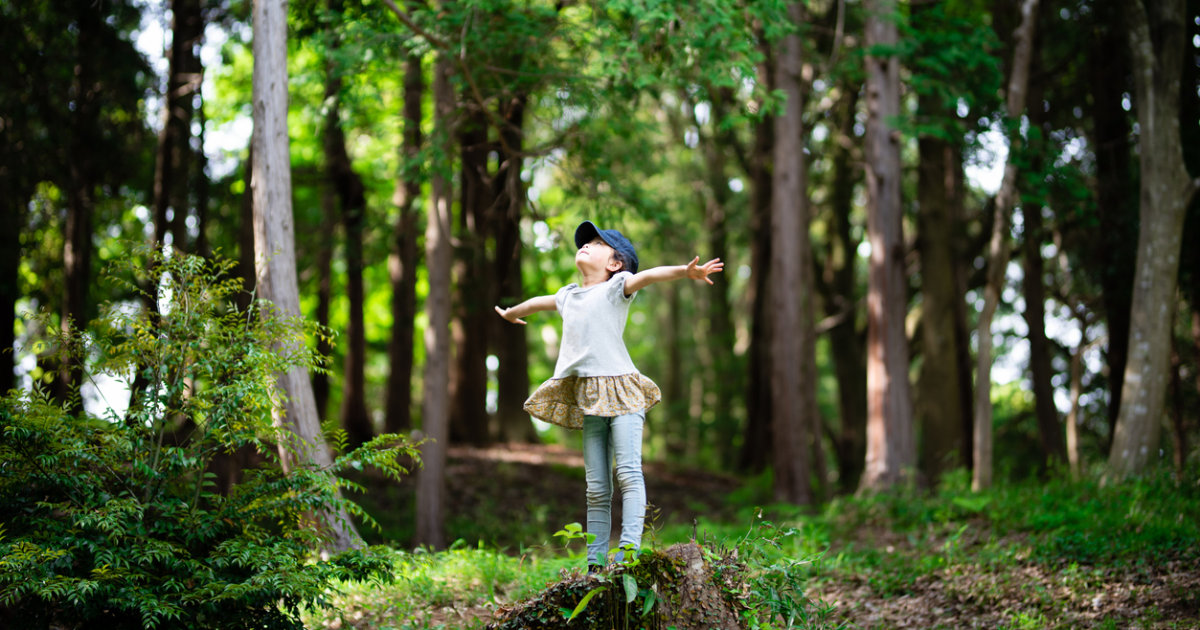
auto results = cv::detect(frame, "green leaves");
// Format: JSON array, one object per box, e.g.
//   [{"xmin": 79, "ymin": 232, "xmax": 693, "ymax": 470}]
[{"xmin": 0, "ymin": 249, "xmax": 419, "ymax": 627}]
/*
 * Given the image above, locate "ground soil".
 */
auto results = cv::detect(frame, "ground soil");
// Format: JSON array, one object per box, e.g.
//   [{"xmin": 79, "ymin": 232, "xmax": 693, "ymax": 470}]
[{"xmin": 361, "ymin": 443, "xmax": 1200, "ymax": 629}]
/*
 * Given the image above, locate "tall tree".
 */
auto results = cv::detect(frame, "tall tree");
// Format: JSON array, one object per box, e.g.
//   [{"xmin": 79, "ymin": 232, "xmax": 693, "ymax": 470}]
[
  {"xmin": 251, "ymin": 0, "xmax": 359, "ymax": 551},
  {"xmin": 768, "ymin": 1, "xmax": 817, "ymax": 505},
  {"xmin": 384, "ymin": 51, "xmax": 423, "ymax": 435},
  {"xmin": 1106, "ymin": 0, "xmax": 1200, "ymax": 479},
  {"xmin": 860, "ymin": 0, "xmax": 914, "ymax": 491},
  {"xmin": 416, "ymin": 54, "xmax": 454, "ymax": 549},
  {"xmin": 153, "ymin": 0, "xmax": 203, "ymax": 251},
  {"xmin": 323, "ymin": 52, "xmax": 373, "ymax": 447},
  {"xmin": 1021, "ymin": 75, "xmax": 1068, "ymax": 470},
  {"xmin": 739, "ymin": 30, "xmax": 776, "ymax": 475},
  {"xmin": 1085, "ymin": 0, "xmax": 1136, "ymax": 443},
  {"xmin": 448, "ymin": 107, "xmax": 492, "ymax": 445},
  {"xmin": 818, "ymin": 74, "xmax": 868, "ymax": 493},
  {"xmin": 491, "ymin": 92, "xmax": 535, "ymax": 443},
  {"xmin": 972, "ymin": 0, "xmax": 1039, "ymax": 491},
  {"xmin": 57, "ymin": 0, "xmax": 106, "ymax": 408}
]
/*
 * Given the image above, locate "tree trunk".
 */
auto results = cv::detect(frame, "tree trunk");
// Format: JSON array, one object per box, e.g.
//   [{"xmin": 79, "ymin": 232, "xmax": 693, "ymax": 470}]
[
  {"xmin": 1022, "ymin": 198, "xmax": 1067, "ymax": 469},
  {"xmin": 1107, "ymin": 0, "xmax": 1200, "ymax": 480},
  {"xmin": 323, "ymin": 70, "xmax": 373, "ymax": 447},
  {"xmin": 385, "ymin": 52, "xmax": 423, "ymax": 435},
  {"xmin": 416, "ymin": 55, "xmax": 454, "ymax": 549},
  {"xmin": 312, "ymin": 184, "xmax": 335, "ymax": 421},
  {"xmin": 915, "ymin": 86, "xmax": 968, "ymax": 486},
  {"xmin": 819, "ymin": 75, "xmax": 867, "ymax": 493},
  {"xmin": 449, "ymin": 109, "xmax": 491, "ymax": 445},
  {"xmin": 972, "ymin": 0, "xmax": 1039, "ymax": 491},
  {"xmin": 696, "ymin": 89, "xmax": 739, "ymax": 468},
  {"xmin": 739, "ymin": 41, "xmax": 775, "ymax": 475},
  {"xmin": 0, "ymin": 193, "xmax": 18, "ymax": 394},
  {"xmin": 1087, "ymin": 0, "xmax": 1136, "ymax": 441},
  {"xmin": 251, "ymin": 0, "xmax": 360, "ymax": 552},
  {"xmin": 58, "ymin": 0, "xmax": 102, "ymax": 408},
  {"xmin": 768, "ymin": 1, "xmax": 816, "ymax": 505},
  {"xmin": 236, "ymin": 145, "xmax": 256, "ymax": 313},
  {"xmin": 154, "ymin": 0, "xmax": 202, "ymax": 251},
  {"xmin": 491, "ymin": 93, "xmax": 535, "ymax": 443},
  {"xmin": 860, "ymin": 0, "xmax": 915, "ymax": 491}
]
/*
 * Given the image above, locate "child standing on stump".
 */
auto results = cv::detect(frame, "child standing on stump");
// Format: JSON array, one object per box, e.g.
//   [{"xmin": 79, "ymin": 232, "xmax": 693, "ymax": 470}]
[{"xmin": 494, "ymin": 220, "xmax": 724, "ymax": 571}]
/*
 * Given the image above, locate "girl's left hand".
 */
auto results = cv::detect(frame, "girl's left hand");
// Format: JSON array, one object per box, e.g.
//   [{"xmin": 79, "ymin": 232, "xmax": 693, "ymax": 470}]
[{"xmin": 686, "ymin": 257, "xmax": 724, "ymax": 284}]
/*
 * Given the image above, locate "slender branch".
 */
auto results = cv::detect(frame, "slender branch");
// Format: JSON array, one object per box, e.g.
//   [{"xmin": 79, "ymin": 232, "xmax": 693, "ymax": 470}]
[{"xmin": 378, "ymin": 0, "xmax": 447, "ymax": 50}]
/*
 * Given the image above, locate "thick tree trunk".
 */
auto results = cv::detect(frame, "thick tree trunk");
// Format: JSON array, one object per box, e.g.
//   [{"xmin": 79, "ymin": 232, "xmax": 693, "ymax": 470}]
[
  {"xmin": 860, "ymin": 0, "xmax": 915, "ymax": 491},
  {"xmin": 739, "ymin": 45, "xmax": 775, "ymax": 475},
  {"xmin": 1087, "ymin": 0, "xmax": 1136, "ymax": 440},
  {"xmin": 385, "ymin": 53, "xmax": 423, "ymax": 435},
  {"xmin": 1107, "ymin": 0, "xmax": 1200, "ymax": 480},
  {"xmin": 251, "ymin": 0, "xmax": 359, "ymax": 551},
  {"xmin": 696, "ymin": 90, "xmax": 739, "ymax": 468},
  {"xmin": 58, "ymin": 0, "xmax": 102, "ymax": 407},
  {"xmin": 323, "ymin": 72, "xmax": 373, "ymax": 447},
  {"xmin": 449, "ymin": 110, "xmax": 491, "ymax": 445},
  {"xmin": 821, "ymin": 76, "xmax": 867, "ymax": 493},
  {"xmin": 416, "ymin": 55, "xmax": 454, "ymax": 549},
  {"xmin": 972, "ymin": 0, "xmax": 1039, "ymax": 491},
  {"xmin": 491, "ymin": 93, "xmax": 535, "ymax": 443},
  {"xmin": 154, "ymin": 0, "xmax": 202, "ymax": 251},
  {"xmin": 768, "ymin": 1, "xmax": 817, "ymax": 505},
  {"xmin": 915, "ymin": 86, "xmax": 968, "ymax": 486}
]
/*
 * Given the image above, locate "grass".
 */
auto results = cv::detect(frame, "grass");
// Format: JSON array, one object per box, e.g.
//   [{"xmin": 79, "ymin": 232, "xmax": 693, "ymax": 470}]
[{"xmin": 304, "ymin": 465, "xmax": 1200, "ymax": 629}]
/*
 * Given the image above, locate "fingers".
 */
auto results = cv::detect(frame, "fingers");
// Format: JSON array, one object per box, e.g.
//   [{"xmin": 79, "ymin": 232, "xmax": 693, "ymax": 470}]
[{"xmin": 494, "ymin": 305, "xmax": 527, "ymax": 325}]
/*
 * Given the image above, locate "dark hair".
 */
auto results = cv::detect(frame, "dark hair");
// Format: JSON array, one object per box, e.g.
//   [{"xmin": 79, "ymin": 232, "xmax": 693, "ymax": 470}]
[{"xmin": 610, "ymin": 250, "xmax": 634, "ymax": 276}]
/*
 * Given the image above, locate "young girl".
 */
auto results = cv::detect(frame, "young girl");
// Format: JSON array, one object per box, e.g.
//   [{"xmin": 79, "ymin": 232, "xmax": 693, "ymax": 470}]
[{"xmin": 494, "ymin": 220, "xmax": 723, "ymax": 571}]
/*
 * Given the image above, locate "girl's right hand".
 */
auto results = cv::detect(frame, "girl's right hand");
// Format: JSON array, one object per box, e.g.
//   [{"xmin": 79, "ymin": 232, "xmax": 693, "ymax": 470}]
[{"xmin": 494, "ymin": 305, "xmax": 527, "ymax": 325}]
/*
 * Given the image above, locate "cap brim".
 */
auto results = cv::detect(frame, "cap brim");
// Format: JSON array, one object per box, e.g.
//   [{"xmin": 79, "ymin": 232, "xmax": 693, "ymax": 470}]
[{"xmin": 574, "ymin": 221, "xmax": 601, "ymax": 249}]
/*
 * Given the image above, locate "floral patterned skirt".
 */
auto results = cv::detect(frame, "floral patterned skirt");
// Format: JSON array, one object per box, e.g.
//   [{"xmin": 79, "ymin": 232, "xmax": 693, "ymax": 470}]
[{"xmin": 523, "ymin": 374, "xmax": 661, "ymax": 430}]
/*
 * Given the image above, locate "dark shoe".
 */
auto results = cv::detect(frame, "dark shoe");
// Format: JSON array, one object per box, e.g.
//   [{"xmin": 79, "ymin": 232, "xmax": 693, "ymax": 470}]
[{"xmin": 586, "ymin": 563, "xmax": 604, "ymax": 575}]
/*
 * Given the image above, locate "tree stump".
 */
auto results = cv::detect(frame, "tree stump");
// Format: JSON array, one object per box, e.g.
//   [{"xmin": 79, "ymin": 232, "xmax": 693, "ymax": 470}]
[{"xmin": 487, "ymin": 542, "xmax": 746, "ymax": 630}]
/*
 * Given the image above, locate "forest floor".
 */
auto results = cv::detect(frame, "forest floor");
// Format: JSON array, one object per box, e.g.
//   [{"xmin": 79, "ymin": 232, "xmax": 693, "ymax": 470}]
[{"xmin": 323, "ymin": 443, "xmax": 1200, "ymax": 630}]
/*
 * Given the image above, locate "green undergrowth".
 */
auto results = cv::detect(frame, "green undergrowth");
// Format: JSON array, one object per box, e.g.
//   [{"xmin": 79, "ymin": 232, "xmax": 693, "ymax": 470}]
[{"xmin": 303, "ymin": 466, "xmax": 1198, "ymax": 629}]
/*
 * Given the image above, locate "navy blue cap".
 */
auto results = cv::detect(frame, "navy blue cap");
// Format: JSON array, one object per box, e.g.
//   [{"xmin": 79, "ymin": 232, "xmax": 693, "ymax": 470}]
[{"xmin": 574, "ymin": 220, "xmax": 639, "ymax": 274}]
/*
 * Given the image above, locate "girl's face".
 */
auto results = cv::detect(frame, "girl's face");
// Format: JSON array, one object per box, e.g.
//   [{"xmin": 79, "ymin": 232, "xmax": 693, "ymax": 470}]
[{"xmin": 576, "ymin": 237, "xmax": 621, "ymax": 275}]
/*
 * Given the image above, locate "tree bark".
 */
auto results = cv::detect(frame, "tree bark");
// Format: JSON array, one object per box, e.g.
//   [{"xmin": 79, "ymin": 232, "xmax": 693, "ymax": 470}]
[
  {"xmin": 312, "ymin": 184, "xmax": 335, "ymax": 421},
  {"xmin": 57, "ymin": 0, "xmax": 103, "ymax": 408},
  {"xmin": 767, "ymin": 1, "xmax": 817, "ymax": 505},
  {"xmin": 448, "ymin": 108, "xmax": 492, "ymax": 445},
  {"xmin": 915, "ymin": 86, "xmax": 968, "ymax": 486},
  {"xmin": 739, "ymin": 37, "xmax": 775, "ymax": 475},
  {"xmin": 860, "ymin": 0, "xmax": 915, "ymax": 491},
  {"xmin": 0, "ymin": 192, "xmax": 18, "ymax": 395},
  {"xmin": 153, "ymin": 0, "xmax": 202, "ymax": 251},
  {"xmin": 972, "ymin": 0, "xmax": 1039, "ymax": 491},
  {"xmin": 385, "ymin": 52, "xmax": 423, "ymax": 435},
  {"xmin": 491, "ymin": 93, "xmax": 534, "ymax": 443},
  {"xmin": 820, "ymin": 74, "xmax": 867, "ymax": 493},
  {"xmin": 323, "ymin": 70, "xmax": 373, "ymax": 447},
  {"xmin": 695, "ymin": 89, "xmax": 739, "ymax": 468},
  {"xmin": 1086, "ymin": 0, "xmax": 1136, "ymax": 442},
  {"xmin": 251, "ymin": 0, "xmax": 360, "ymax": 551},
  {"xmin": 1106, "ymin": 0, "xmax": 1200, "ymax": 480},
  {"xmin": 416, "ymin": 55, "xmax": 454, "ymax": 549},
  {"xmin": 1022, "ymin": 197, "xmax": 1067, "ymax": 468}
]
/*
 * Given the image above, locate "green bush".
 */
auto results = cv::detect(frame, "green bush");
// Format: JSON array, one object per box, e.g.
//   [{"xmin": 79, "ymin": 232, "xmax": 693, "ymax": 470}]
[{"xmin": 0, "ymin": 250, "xmax": 418, "ymax": 629}]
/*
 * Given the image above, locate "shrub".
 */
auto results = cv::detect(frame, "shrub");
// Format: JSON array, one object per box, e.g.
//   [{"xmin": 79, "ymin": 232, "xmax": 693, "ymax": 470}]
[{"xmin": 0, "ymin": 249, "xmax": 418, "ymax": 629}]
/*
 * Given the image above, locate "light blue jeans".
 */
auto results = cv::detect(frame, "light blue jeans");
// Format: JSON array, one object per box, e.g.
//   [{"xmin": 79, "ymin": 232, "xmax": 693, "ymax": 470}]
[{"xmin": 582, "ymin": 412, "xmax": 646, "ymax": 566}]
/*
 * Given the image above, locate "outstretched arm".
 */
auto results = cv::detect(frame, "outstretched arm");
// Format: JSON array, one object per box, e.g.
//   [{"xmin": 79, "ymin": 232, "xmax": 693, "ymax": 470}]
[
  {"xmin": 495, "ymin": 295, "xmax": 557, "ymax": 325},
  {"xmin": 624, "ymin": 257, "xmax": 724, "ymax": 296}
]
